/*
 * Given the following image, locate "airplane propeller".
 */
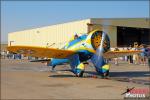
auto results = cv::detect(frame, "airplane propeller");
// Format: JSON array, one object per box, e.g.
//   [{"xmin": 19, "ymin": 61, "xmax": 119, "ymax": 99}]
[{"xmin": 90, "ymin": 24, "xmax": 110, "ymax": 76}]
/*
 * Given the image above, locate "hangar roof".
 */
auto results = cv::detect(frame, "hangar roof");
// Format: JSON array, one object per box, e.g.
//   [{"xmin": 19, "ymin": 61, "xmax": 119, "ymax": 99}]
[
  {"xmin": 9, "ymin": 18, "xmax": 149, "ymax": 34},
  {"xmin": 90, "ymin": 18, "xmax": 150, "ymax": 28}
]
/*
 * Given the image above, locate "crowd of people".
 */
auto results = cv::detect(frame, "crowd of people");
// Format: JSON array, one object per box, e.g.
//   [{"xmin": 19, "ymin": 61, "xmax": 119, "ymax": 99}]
[
  {"xmin": 1, "ymin": 51, "xmax": 22, "ymax": 59},
  {"xmin": 112, "ymin": 44, "xmax": 150, "ymax": 67}
]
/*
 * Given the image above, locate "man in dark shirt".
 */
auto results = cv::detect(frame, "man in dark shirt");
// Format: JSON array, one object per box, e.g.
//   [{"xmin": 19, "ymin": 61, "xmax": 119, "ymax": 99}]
[{"xmin": 145, "ymin": 47, "xmax": 150, "ymax": 67}]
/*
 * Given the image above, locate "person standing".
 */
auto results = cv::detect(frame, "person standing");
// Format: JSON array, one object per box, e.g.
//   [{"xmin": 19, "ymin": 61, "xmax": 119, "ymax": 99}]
[
  {"xmin": 145, "ymin": 47, "xmax": 150, "ymax": 67},
  {"xmin": 133, "ymin": 44, "xmax": 139, "ymax": 64},
  {"xmin": 114, "ymin": 47, "xmax": 119, "ymax": 65},
  {"xmin": 140, "ymin": 45, "xmax": 146, "ymax": 66},
  {"xmin": 127, "ymin": 45, "xmax": 133, "ymax": 64}
]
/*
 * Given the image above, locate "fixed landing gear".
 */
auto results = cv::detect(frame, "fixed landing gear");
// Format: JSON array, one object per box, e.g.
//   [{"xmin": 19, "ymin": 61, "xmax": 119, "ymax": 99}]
[
  {"xmin": 95, "ymin": 67, "xmax": 110, "ymax": 78},
  {"xmin": 50, "ymin": 65, "xmax": 56, "ymax": 71},
  {"xmin": 101, "ymin": 70, "xmax": 109, "ymax": 79},
  {"xmin": 75, "ymin": 63, "xmax": 85, "ymax": 77},
  {"xmin": 71, "ymin": 63, "xmax": 85, "ymax": 77},
  {"xmin": 75, "ymin": 70, "xmax": 84, "ymax": 77}
]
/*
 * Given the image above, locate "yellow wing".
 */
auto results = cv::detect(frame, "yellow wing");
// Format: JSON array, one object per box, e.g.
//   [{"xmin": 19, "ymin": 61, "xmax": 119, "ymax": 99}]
[
  {"xmin": 103, "ymin": 50, "xmax": 142, "ymax": 59},
  {"xmin": 7, "ymin": 46, "xmax": 75, "ymax": 59}
]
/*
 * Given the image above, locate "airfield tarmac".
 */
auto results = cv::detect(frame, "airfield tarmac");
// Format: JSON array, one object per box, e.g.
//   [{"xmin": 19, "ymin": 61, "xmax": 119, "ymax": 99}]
[{"xmin": 1, "ymin": 59, "xmax": 150, "ymax": 99}]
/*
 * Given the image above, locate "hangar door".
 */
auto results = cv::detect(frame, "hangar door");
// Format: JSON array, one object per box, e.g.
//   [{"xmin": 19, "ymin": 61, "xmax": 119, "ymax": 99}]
[{"xmin": 117, "ymin": 26, "xmax": 150, "ymax": 47}]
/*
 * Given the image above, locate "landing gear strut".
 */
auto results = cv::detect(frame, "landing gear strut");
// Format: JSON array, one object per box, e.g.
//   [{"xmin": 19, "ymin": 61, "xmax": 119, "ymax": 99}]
[
  {"xmin": 76, "ymin": 70, "xmax": 84, "ymax": 77},
  {"xmin": 101, "ymin": 70, "xmax": 109, "ymax": 79},
  {"xmin": 74, "ymin": 63, "xmax": 85, "ymax": 77}
]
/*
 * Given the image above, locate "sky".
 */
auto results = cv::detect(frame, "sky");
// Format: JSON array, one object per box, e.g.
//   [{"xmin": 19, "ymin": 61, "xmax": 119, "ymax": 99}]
[{"xmin": 1, "ymin": 1, "xmax": 149, "ymax": 43}]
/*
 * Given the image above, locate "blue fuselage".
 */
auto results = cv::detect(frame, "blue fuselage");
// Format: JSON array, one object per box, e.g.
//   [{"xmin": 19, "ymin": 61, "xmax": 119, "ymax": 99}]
[{"xmin": 49, "ymin": 34, "xmax": 94, "ymax": 66}]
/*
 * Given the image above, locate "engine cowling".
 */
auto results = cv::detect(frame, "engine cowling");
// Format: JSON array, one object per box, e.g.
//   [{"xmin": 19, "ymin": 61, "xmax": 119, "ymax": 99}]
[{"xmin": 91, "ymin": 30, "xmax": 110, "ymax": 53}]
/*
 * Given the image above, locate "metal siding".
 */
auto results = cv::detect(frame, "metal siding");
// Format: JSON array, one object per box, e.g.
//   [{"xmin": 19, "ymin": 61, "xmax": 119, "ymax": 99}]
[
  {"xmin": 8, "ymin": 18, "xmax": 149, "ymax": 48},
  {"xmin": 8, "ymin": 19, "xmax": 90, "ymax": 47}
]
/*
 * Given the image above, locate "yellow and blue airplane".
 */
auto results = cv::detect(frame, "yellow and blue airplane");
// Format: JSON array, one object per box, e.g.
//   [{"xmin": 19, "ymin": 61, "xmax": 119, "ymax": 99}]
[{"xmin": 7, "ymin": 29, "xmax": 141, "ymax": 77}]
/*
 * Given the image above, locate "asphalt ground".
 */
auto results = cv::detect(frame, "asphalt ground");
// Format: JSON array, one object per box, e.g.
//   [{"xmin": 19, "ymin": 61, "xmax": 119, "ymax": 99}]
[{"xmin": 1, "ymin": 59, "xmax": 150, "ymax": 99}]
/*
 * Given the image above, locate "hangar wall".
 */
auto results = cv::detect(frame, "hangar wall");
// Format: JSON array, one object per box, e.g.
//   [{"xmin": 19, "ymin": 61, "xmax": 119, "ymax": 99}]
[
  {"xmin": 90, "ymin": 18, "xmax": 149, "ymax": 47},
  {"xmin": 8, "ymin": 19, "xmax": 118, "ymax": 48},
  {"xmin": 87, "ymin": 21, "xmax": 117, "ymax": 47},
  {"xmin": 8, "ymin": 19, "xmax": 90, "ymax": 48},
  {"xmin": 8, "ymin": 18, "xmax": 149, "ymax": 48}
]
